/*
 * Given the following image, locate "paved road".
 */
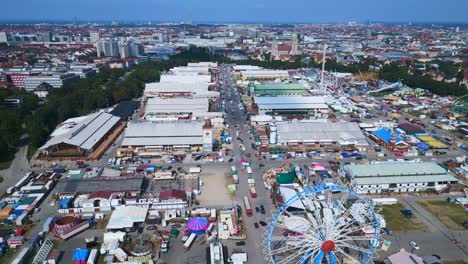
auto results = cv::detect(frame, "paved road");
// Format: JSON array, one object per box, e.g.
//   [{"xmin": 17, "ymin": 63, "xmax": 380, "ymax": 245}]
[
  {"xmin": 398, "ymin": 197, "xmax": 468, "ymax": 258},
  {"xmin": 219, "ymin": 64, "xmax": 272, "ymax": 264},
  {"xmin": 0, "ymin": 135, "xmax": 30, "ymax": 195}
]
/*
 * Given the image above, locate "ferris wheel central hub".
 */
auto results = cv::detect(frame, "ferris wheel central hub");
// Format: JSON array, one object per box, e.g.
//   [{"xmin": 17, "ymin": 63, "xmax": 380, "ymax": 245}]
[{"xmin": 321, "ymin": 240, "xmax": 335, "ymax": 253}]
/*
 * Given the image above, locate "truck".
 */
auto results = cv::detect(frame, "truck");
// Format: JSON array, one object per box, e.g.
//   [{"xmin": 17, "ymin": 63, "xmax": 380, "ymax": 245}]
[
  {"xmin": 160, "ymin": 241, "xmax": 168, "ymax": 253},
  {"xmin": 249, "ymin": 186, "xmax": 257, "ymax": 198},
  {"xmin": 231, "ymin": 166, "xmax": 237, "ymax": 175},
  {"xmin": 232, "ymin": 174, "xmax": 239, "ymax": 184},
  {"xmin": 246, "ymin": 166, "xmax": 252, "ymax": 175},
  {"xmin": 184, "ymin": 233, "xmax": 196, "ymax": 251},
  {"xmin": 243, "ymin": 196, "xmax": 252, "ymax": 217}
]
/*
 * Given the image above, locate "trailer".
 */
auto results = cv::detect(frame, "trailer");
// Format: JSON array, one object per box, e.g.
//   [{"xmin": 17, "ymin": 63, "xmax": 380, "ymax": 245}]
[
  {"xmin": 14, "ymin": 173, "xmax": 33, "ymax": 190},
  {"xmin": 114, "ymin": 248, "xmax": 128, "ymax": 262},
  {"xmin": 153, "ymin": 171, "xmax": 175, "ymax": 180},
  {"xmin": 61, "ymin": 221, "xmax": 90, "ymax": 240},
  {"xmin": 87, "ymin": 249, "xmax": 98, "ymax": 264},
  {"xmin": 210, "ymin": 209, "xmax": 217, "ymax": 222},
  {"xmin": 243, "ymin": 196, "xmax": 252, "ymax": 217},
  {"xmin": 189, "ymin": 167, "xmax": 201, "ymax": 174},
  {"xmin": 247, "ymin": 178, "xmax": 255, "ymax": 187},
  {"xmin": 372, "ymin": 198, "xmax": 398, "ymax": 206},
  {"xmin": 184, "ymin": 233, "xmax": 196, "ymax": 251},
  {"xmin": 10, "ymin": 246, "xmax": 31, "ymax": 264}
]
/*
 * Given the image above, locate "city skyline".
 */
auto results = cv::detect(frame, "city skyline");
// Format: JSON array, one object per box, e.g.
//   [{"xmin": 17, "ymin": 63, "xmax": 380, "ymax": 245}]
[{"xmin": 3, "ymin": 0, "xmax": 468, "ymax": 24}]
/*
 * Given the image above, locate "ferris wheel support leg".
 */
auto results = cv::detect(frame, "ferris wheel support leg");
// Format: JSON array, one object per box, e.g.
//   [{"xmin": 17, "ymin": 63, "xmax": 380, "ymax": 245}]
[
  {"xmin": 329, "ymin": 252, "xmax": 339, "ymax": 264},
  {"xmin": 312, "ymin": 250, "xmax": 324, "ymax": 264}
]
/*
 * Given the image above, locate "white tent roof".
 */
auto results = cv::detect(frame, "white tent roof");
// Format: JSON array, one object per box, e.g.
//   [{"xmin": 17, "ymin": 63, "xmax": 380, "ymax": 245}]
[{"xmin": 107, "ymin": 206, "xmax": 148, "ymax": 230}]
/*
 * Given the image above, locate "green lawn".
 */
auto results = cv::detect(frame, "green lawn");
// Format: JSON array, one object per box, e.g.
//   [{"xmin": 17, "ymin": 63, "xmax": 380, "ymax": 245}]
[
  {"xmin": 378, "ymin": 203, "xmax": 428, "ymax": 232},
  {"xmin": 417, "ymin": 200, "xmax": 468, "ymax": 230},
  {"xmin": 0, "ymin": 152, "xmax": 13, "ymax": 170}
]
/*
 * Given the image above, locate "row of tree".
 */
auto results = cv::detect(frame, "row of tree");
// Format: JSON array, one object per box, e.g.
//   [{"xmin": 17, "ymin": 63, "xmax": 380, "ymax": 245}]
[
  {"xmin": 379, "ymin": 63, "xmax": 466, "ymax": 97},
  {"xmin": 0, "ymin": 88, "xmax": 38, "ymax": 163}
]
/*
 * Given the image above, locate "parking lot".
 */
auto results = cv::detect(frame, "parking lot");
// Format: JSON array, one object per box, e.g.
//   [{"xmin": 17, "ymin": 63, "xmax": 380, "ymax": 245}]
[{"xmin": 197, "ymin": 165, "xmax": 237, "ymax": 207}]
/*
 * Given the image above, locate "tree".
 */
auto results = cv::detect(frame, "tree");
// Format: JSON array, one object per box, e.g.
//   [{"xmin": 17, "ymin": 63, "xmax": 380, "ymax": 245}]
[{"xmin": 0, "ymin": 110, "xmax": 22, "ymax": 158}]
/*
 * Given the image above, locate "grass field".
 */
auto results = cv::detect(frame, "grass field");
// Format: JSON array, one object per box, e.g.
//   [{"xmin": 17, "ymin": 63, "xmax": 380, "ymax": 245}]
[
  {"xmin": 443, "ymin": 261, "xmax": 468, "ymax": 264},
  {"xmin": 417, "ymin": 200, "xmax": 468, "ymax": 230},
  {"xmin": 378, "ymin": 203, "xmax": 428, "ymax": 232}
]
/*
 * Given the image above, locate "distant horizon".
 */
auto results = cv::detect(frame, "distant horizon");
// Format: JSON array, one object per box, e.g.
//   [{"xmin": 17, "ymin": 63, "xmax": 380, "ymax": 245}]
[
  {"xmin": 3, "ymin": 0, "xmax": 468, "ymax": 25},
  {"xmin": 0, "ymin": 19, "xmax": 467, "ymax": 27}
]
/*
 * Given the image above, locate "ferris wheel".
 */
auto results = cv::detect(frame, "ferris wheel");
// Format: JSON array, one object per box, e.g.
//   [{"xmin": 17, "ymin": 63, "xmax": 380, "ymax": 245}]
[{"xmin": 264, "ymin": 184, "xmax": 381, "ymax": 264}]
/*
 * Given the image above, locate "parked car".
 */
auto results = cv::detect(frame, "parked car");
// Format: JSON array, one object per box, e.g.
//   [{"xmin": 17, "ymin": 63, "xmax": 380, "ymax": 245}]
[
  {"xmin": 260, "ymin": 205, "xmax": 265, "ymax": 214},
  {"xmin": 409, "ymin": 241, "xmax": 419, "ymax": 250},
  {"xmin": 259, "ymin": 221, "xmax": 267, "ymax": 227},
  {"xmin": 236, "ymin": 241, "xmax": 246, "ymax": 246},
  {"xmin": 254, "ymin": 222, "xmax": 259, "ymax": 229},
  {"xmin": 255, "ymin": 207, "xmax": 260, "ymax": 212},
  {"xmin": 259, "ymin": 164, "xmax": 265, "ymax": 168}
]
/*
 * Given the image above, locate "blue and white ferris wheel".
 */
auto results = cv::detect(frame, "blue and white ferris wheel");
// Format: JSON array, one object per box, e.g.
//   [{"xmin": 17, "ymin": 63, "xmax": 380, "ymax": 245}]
[{"xmin": 265, "ymin": 184, "xmax": 381, "ymax": 264}]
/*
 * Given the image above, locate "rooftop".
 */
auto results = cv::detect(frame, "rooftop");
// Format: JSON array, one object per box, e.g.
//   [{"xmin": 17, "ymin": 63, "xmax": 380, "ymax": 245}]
[
  {"xmin": 254, "ymin": 96, "xmax": 329, "ymax": 110},
  {"xmin": 40, "ymin": 112, "xmax": 120, "ymax": 151},
  {"xmin": 107, "ymin": 206, "xmax": 148, "ymax": 230},
  {"xmin": 277, "ymin": 121, "xmax": 368, "ymax": 145},
  {"xmin": 345, "ymin": 162, "xmax": 448, "ymax": 177},
  {"xmin": 110, "ymin": 101, "xmax": 140, "ymax": 120},
  {"xmin": 122, "ymin": 121, "xmax": 204, "ymax": 146},
  {"xmin": 55, "ymin": 176, "xmax": 144, "ymax": 194},
  {"xmin": 373, "ymin": 128, "xmax": 405, "ymax": 144},
  {"xmin": 144, "ymin": 82, "xmax": 210, "ymax": 94},
  {"xmin": 145, "ymin": 97, "xmax": 209, "ymax": 113},
  {"xmin": 253, "ymin": 83, "xmax": 307, "ymax": 96},
  {"xmin": 159, "ymin": 74, "xmax": 211, "ymax": 84}
]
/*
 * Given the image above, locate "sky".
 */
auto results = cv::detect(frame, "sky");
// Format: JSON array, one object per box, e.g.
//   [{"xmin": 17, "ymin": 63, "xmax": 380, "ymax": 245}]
[{"xmin": 3, "ymin": 0, "xmax": 468, "ymax": 24}]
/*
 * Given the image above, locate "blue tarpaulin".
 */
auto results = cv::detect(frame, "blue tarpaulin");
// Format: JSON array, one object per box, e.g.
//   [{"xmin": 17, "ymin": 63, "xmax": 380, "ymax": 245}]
[
  {"xmin": 73, "ymin": 248, "xmax": 90, "ymax": 261},
  {"xmin": 13, "ymin": 209, "xmax": 25, "ymax": 216},
  {"xmin": 59, "ymin": 198, "xmax": 71, "ymax": 209},
  {"xmin": 144, "ymin": 165, "xmax": 156, "ymax": 173}
]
